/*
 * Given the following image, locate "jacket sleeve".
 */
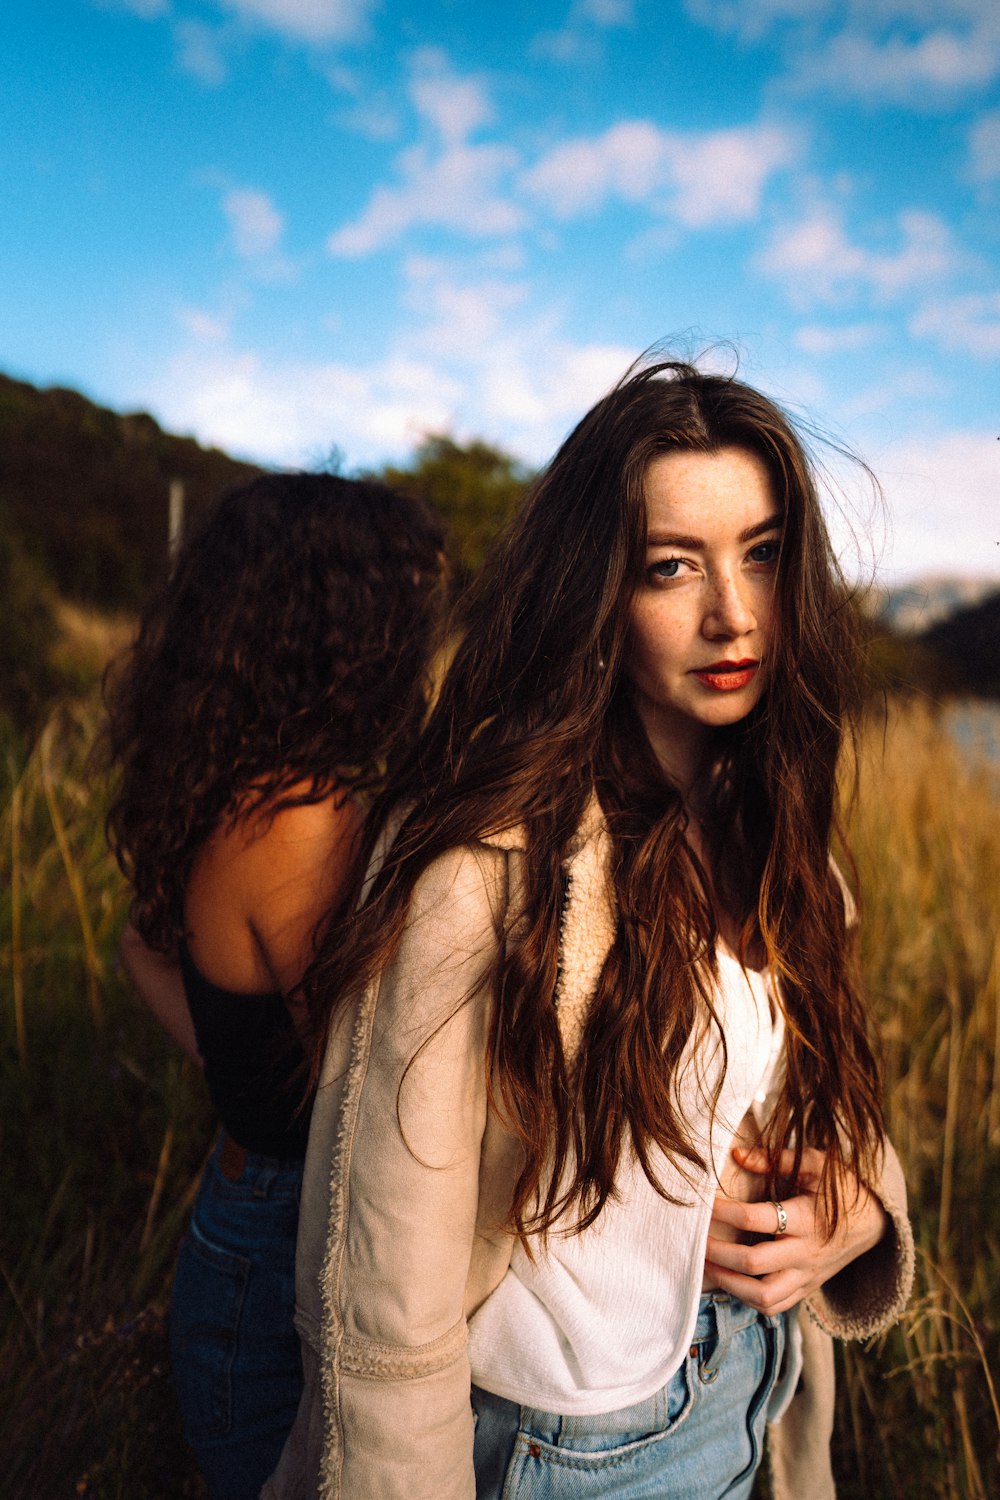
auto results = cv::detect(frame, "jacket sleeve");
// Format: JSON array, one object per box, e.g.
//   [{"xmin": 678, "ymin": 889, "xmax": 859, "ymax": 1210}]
[
  {"xmin": 314, "ymin": 843, "xmax": 506, "ymax": 1500},
  {"xmin": 805, "ymin": 862, "xmax": 914, "ymax": 1339},
  {"xmin": 806, "ymin": 1134, "xmax": 915, "ymax": 1340}
]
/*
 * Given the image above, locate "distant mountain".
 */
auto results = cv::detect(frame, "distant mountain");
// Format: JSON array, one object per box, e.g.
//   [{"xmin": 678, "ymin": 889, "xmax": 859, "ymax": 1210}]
[
  {"xmin": 921, "ymin": 592, "xmax": 1000, "ymax": 698},
  {"xmin": 868, "ymin": 576, "xmax": 1000, "ymax": 636},
  {"xmin": 0, "ymin": 372, "xmax": 261, "ymax": 613}
]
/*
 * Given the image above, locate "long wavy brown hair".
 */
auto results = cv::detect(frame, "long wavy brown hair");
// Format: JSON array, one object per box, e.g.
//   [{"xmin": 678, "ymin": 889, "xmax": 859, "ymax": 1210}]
[
  {"xmin": 309, "ymin": 359, "xmax": 884, "ymax": 1239},
  {"xmin": 104, "ymin": 472, "xmax": 446, "ymax": 953}
]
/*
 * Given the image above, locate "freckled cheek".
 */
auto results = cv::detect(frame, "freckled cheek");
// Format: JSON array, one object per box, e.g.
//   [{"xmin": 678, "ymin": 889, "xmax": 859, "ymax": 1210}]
[
  {"xmin": 754, "ymin": 585, "xmax": 777, "ymax": 657},
  {"xmin": 624, "ymin": 607, "xmax": 687, "ymax": 686}
]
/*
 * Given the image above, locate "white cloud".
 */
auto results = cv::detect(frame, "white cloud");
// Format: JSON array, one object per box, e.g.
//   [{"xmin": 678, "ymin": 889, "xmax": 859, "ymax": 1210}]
[
  {"xmin": 408, "ymin": 48, "xmax": 493, "ymax": 144},
  {"xmin": 401, "ymin": 270, "xmax": 530, "ymax": 358},
  {"xmin": 388, "ymin": 261, "xmax": 636, "ymax": 460},
  {"xmin": 330, "ymin": 55, "xmax": 794, "ymax": 260},
  {"xmin": 794, "ymin": 322, "xmax": 882, "ymax": 354},
  {"xmin": 110, "ymin": 0, "xmax": 171, "ymax": 17},
  {"xmin": 683, "ymin": 0, "xmax": 821, "ymax": 42},
  {"xmin": 178, "ymin": 306, "xmax": 230, "ymax": 342},
  {"xmin": 533, "ymin": 0, "xmax": 634, "ymax": 61},
  {"xmin": 222, "ymin": 187, "xmax": 285, "ymax": 256},
  {"xmin": 837, "ymin": 362, "xmax": 948, "ymax": 424},
  {"xmin": 876, "ymin": 430, "xmax": 1000, "ymax": 581},
  {"xmin": 327, "ymin": 66, "xmax": 400, "ymax": 139},
  {"xmin": 152, "ymin": 345, "xmax": 463, "ymax": 466},
  {"xmin": 522, "ymin": 122, "xmax": 665, "ymax": 216},
  {"xmin": 969, "ymin": 109, "xmax": 1000, "ymax": 181},
  {"xmin": 175, "ymin": 20, "xmax": 228, "ymax": 85},
  {"xmin": 214, "ymin": 0, "xmax": 373, "ymax": 45},
  {"xmin": 339, "ymin": 102, "xmax": 399, "ymax": 141},
  {"xmin": 147, "ymin": 258, "xmax": 637, "ymax": 470},
  {"xmin": 910, "ymin": 293, "xmax": 1000, "ymax": 357},
  {"xmin": 328, "ymin": 55, "xmax": 525, "ymax": 256},
  {"xmin": 758, "ymin": 207, "xmax": 961, "ymax": 307},
  {"xmin": 580, "ymin": 0, "xmax": 634, "ymax": 24},
  {"xmin": 329, "ymin": 143, "xmax": 524, "ymax": 256},
  {"xmin": 685, "ymin": 1, "xmax": 1000, "ymax": 102},
  {"xmin": 795, "ymin": 26, "xmax": 1000, "ymax": 100},
  {"xmin": 668, "ymin": 126, "xmax": 798, "ymax": 227},
  {"xmin": 522, "ymin": 119, "xmax": 796, "ymax": 227}
]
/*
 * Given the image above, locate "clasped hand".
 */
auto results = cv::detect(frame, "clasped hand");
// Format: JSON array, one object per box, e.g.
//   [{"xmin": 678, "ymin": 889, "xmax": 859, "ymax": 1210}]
[{"xmin": 705, "ymin": 1146, "xmax": 888, "ymax": 1316}]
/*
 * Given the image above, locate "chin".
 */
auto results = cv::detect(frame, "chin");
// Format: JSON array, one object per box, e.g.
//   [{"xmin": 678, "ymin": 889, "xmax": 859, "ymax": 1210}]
[{"xmin": 694, "ymin": 695, "xmax": 761, "ymax": 729}]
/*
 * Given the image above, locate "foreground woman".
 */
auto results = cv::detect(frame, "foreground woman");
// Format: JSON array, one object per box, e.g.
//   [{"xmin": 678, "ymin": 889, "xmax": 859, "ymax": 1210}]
[
  {"xmin": 104, "ymin": 471, "xmax": 445, "ymax": 1500},
  {"xmin": 267, "ymin": 363, "xmax": 913, "ymax": 1500}
]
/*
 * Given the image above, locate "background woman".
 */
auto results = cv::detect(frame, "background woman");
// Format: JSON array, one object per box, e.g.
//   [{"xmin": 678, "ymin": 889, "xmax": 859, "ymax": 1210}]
[
  {"xmin": 266, "ymin": 363, "xmax": 914, "ymax": 1500},
  {"xmin": 104, "ymin": 471, "xmax": 445, "ymax": 1500}
]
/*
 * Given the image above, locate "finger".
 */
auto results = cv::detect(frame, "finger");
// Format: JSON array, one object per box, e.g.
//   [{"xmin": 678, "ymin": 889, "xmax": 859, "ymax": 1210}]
[
  {"xmin": 709, "ymin": 1194, "xmax": 805, "ymax": 1240},
  {"xmin": 705, "ymin": 1233, "xmax": 799, "ymax": 1279},
  {"xmin": 702, "ymin": 1263, "xmax": 805, "ymax": 1317},
  {"xmin": 731, "ymin": 1145, "xmax": 825, "ymax": 1185},
  {"xmin": 728, "ymin": 1146, "xmax": 769, "ymax": 1177}
]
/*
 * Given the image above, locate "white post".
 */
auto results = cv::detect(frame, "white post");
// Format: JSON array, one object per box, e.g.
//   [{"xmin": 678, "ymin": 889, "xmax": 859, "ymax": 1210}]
[{"xmin": 168, "ymin": 478, "xmax": 185, "ymax": 565}]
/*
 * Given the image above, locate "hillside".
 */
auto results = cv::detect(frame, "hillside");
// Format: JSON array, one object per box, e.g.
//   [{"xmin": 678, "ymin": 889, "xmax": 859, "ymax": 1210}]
[
  {"xmin": 0, "ymin": 372, "xmax": 536, "ymax": 739},
  {"xmin": 868, "ymin": 576, "xmax": 1000, "ymax": 635},
  {"xmin": 0, "ymin": 372, "xmax": 261, "ymax": 612},
  {"xmin": 0, "ymin": 373, "xmax": 262, "ymax": 736},
  {"xmin": 921, "ymin": 591, "xmax": 1000, "ymax": 697}
]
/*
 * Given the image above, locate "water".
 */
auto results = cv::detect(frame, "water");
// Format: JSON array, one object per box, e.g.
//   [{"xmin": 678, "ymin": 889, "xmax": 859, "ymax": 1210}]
[{"xmin": 944, "ymin": 698, "xmax": 1000, "ymax": 767}]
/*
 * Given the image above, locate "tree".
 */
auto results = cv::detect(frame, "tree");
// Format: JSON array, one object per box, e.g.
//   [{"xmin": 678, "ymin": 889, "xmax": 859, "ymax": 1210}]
[{"xmin": 373, "ymin": 434, "xmax": 533, "ymax": 581}]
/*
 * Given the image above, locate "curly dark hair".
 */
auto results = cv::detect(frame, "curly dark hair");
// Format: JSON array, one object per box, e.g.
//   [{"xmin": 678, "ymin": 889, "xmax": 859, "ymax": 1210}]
[{"xmin": 104, "ymin": 471, "xmax": 446, "ymax": 953}]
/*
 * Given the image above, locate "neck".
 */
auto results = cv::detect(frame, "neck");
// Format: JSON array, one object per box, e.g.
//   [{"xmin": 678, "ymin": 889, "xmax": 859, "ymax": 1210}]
[{"xmin": 631, "ymin": 699, "xmax": 713, "ymax": 796}]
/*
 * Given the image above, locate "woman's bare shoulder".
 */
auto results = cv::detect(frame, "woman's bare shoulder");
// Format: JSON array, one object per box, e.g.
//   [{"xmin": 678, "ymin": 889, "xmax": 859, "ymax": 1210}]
[
  {"xmin": 199, "ymin": 787, "xmax": 362, "ymax": 883},
  {"xmin": 185, "ymin": 787, "xmax": 364, "ymax": 994}
]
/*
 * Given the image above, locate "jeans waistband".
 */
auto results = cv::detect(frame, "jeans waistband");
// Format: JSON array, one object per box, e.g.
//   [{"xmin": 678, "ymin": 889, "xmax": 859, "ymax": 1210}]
[
  {"xmin": 497, "ymin": 1294, "xmax": 779, "ymax": 1445},
  {"xmin": 692, "ymin": 1291, "xmax": 777, "ymax": 1344},
  {"xmin": 212, "ymin": 1130, "xmax": 305, "ymax": 1196}
]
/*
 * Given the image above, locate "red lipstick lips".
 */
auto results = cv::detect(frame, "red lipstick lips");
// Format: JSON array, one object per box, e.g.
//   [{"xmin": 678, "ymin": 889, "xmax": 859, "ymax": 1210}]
[{"xmin": 692, "ymin": 659, "xmax": 759, "ymax": 691}]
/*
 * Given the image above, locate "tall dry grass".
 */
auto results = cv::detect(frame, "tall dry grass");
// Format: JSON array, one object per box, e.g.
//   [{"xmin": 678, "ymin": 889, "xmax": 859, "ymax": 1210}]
[
  {"xmin": 834, "ymin": 698, "xmax": 1000, "ymax": 1498},
  {"xmin": 0, "ymin": 701, "xmax": 212, "ymax": 1498},
  {"xmin": 0, "ymin": 695, "xmax": 997, "ymax": 1496}
]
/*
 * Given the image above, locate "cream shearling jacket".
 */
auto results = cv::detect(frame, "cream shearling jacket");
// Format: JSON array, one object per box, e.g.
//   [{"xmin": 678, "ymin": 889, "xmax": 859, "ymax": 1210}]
[{"xmin": 263, "ymin": 804, "xmax": 914, "ymax": 1500}]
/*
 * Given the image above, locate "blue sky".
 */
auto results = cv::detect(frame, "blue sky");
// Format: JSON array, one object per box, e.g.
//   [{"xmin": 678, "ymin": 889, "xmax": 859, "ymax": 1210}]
[{"xmin": 3, "ymin": 0, "xmax": 998, "ymax": 582}]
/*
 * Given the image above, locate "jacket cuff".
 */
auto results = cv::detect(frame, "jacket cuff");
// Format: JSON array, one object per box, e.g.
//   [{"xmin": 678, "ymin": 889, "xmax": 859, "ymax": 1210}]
[{"xmin": 806, "ymin": 1142, "xmax": 915, "ymax": 1341}]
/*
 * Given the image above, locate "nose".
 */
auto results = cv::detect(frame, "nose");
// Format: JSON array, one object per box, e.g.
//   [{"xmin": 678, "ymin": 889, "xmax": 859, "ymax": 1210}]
[{"xmin": 702, "ymin": 570, "xmax": 757, "ymax": 640}]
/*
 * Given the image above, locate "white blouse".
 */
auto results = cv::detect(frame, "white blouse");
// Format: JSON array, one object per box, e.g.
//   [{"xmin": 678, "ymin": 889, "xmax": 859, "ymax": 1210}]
[{"xmin": 466, "ymin": 953, "xmax": 792, "ymax": 1415}]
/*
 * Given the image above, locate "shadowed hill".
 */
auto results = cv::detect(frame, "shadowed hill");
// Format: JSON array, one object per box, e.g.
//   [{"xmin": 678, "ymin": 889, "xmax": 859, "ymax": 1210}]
[
  {"xmin": 920, "ymin": 590, "xmax": 1000, "ymax": 697},
  {"xmin": 0, "ymin": 373, "xmax": 261, "ymax": 612}
]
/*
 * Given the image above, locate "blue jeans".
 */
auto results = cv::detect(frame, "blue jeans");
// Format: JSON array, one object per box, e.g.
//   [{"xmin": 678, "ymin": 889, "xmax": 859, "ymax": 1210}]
[
  {"xmin": 169, "ymin": 1135, "xmax": 304, "ymax": 1500},
  {"xmin": 472, "ymin": 1293, "xmax": 787, "ymax": 1500}
]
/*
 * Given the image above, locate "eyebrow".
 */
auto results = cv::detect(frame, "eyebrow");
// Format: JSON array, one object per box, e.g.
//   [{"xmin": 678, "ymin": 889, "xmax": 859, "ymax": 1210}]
[{"xmin": 646, "ymin": 513, "xmax": 784, "ymax": 549}]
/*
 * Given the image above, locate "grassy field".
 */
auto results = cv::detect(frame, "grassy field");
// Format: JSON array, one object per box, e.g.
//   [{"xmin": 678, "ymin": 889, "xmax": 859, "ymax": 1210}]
[
  {"xmin": 835, "ymin": 700, "xmax": 1000, "ymax": 1499},
  {"xmin": 1, "ymin": 694, "xmax": 997, "ymax": 1498}
]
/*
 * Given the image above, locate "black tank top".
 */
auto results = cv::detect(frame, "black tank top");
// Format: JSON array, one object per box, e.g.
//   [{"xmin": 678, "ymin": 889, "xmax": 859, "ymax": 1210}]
[{"xmin": 178, "ymin": 939, "xmax": 314, "ymax": 1157}]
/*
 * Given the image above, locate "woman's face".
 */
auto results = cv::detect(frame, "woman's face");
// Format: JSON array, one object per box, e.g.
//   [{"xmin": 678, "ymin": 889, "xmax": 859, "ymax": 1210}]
[{"xmin": 625, "ymin": 445, "xmax": 782, "ymax": 786}]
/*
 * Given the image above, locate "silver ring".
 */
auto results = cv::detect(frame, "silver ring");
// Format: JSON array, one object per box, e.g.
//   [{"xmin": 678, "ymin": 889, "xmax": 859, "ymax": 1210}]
[{"xmin": 772, "ymin": 1200, "xmax": 788, "ymax": 1236}]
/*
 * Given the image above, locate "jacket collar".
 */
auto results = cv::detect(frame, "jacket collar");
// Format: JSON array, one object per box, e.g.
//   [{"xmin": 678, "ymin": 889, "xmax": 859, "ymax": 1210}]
[
  {"xmin": 478, "ymin": 791, "xmax": 607, "ymax": 855},
  {"xmin": 481, "ymin": 795, "xmax": 616, "ymax": 1060}
]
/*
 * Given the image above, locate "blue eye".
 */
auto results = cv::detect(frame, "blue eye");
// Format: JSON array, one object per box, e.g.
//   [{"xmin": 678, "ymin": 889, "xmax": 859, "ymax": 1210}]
[
  {"xmin": 748, "ymin": 541, "xmax": 780, "ymax": 565},
  {"xmin": 650, "ymin": 558, "xmax": 681, "ymax": 579}
]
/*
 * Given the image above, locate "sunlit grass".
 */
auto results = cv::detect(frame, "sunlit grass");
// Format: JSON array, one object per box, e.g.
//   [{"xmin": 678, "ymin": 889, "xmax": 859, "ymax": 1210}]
[{"xmin": 834, "ymin": 699, "xmax": 1000, "ymax": 1499}]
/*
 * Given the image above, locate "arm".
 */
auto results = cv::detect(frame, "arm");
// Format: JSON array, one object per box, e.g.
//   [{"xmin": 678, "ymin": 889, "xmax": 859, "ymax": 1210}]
[
  {"xmin": 313, "ymin": 845, "xmax": 505, "ymax": 1500},
  {"xmin": 119, "ymin": 920, "xmax": 202, "ymax": 1067},
  {"xmin": 706, "ymin": 1142, "xmax": 914, "ymax": 1336}
]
